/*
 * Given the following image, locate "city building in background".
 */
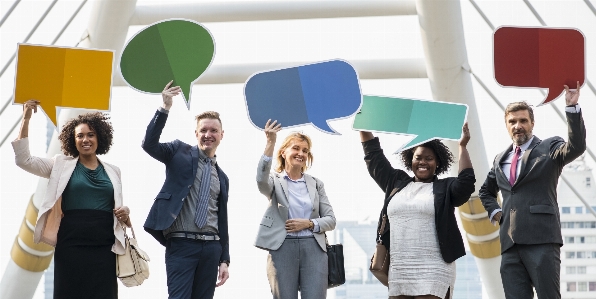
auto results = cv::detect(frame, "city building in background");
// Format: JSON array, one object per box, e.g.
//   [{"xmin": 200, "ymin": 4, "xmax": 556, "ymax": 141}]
[{"xmin": 558, "ymin": 156, "xmax": 596, "ymax": 297}]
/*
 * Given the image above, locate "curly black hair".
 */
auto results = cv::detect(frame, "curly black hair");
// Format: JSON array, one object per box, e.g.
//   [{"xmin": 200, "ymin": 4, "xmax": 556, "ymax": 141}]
[
  {"xmin": 58, "ymin": 112, "xmax": 113, "ymax": 157},
  {"xmin": 399, "ymin": 139, "xmax": 454, "ymax": 176}
]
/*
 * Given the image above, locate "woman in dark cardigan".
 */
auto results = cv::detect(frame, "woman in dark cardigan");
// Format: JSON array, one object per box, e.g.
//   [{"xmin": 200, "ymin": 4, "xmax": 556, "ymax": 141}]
[{"xmin": 360, "ymin": 124, "xmax": 475, "ymax": 299}]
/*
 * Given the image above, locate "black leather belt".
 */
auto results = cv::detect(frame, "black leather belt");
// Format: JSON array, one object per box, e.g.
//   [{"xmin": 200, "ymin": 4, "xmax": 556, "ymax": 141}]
[{"xmin": 167, "ymin": 232, "xmax": 220, "ymax": 241}]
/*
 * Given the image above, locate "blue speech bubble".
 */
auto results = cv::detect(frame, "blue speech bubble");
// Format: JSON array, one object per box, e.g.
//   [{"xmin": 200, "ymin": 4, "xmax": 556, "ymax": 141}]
[{"xmin": 244, "ymin": 60, "xmax": 362, "ymax": 134}]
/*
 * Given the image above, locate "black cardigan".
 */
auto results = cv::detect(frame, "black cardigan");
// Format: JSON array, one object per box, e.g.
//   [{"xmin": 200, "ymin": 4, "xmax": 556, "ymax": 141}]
[{"xmin": 363, "ymin": 137, "xmax": 475, "ymax": 263}]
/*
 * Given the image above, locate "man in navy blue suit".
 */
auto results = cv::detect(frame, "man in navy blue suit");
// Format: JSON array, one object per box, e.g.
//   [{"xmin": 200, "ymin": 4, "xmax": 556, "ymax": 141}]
[{"xmin": 142, "ymin": 81, "xmax": 230, "ymax": 299}]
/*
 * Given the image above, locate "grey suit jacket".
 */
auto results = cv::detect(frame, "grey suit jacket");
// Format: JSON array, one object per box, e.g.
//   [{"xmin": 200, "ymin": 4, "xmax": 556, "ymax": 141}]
[
  {"xmin": 255, "ymin": 156, "xmax": 336, "ymax": 252},
  {"xmin": 480, "ymin": 111, "xmax": 586, "ymax": 253}
]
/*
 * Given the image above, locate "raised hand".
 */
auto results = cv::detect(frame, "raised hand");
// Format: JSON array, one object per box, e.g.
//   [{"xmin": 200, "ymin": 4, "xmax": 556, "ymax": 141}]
[
  {"xmin": 564, "ymin": 81, "xmax": 580, "ymax": 106},
  {"xmin": 264, "ymin": 119, "xmax": 282, "ymax": 144},
  {"xmin": 263, "ymin": 119, "xmax": 282, "ymax": 157},
  {"xmin": 22, "ymin": 100, "xmax": 40, "ymax": 120},
  {"xmin": 162, "ymin": 80, "xmax": 181, "ymax": 110},
  {"xmin": 459, "ymin": 122, "xmax": 470, "ymax": 147}
]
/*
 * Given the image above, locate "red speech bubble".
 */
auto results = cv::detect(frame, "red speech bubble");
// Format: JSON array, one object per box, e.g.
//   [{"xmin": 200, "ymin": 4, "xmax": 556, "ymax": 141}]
[{"xmin": 494, "ymin": 26, "xmax": 585, "ymax": 106}]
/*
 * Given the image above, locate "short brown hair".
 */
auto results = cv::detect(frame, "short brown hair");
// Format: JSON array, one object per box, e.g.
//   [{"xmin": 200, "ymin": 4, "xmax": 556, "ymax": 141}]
[
  {"xmin": 504, "ymin": 102, "xmax": 534, "ymax": 123},
  {"xmin": 275, "ymin": 132, "xmax": 314, "ymax": 173},
  {"xmin": 58, "ymin": 112, "xmax": 113, "ymax": 157},
  {"xmin": 195, "ymin": 111, "xmax": 222, "ymax": 128}
]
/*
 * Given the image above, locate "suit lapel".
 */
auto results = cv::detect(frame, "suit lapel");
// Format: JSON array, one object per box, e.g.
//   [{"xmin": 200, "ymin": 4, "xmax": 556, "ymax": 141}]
[
  {"xmin": 276, "ymin": 173, "xmax": 290, "ymax": 202},
  {"xmin": 100, "ymin": 159, "xmax": 122, "ymax": 207},
  {"xmin": 515, "ymin": 136, "xmax": 541, "ymax": 184},
  {"xmin": 496, "ymin": 145, "xmax": 512, "ymax": 185},
  {"xmin": 56, "ymin": 157, "xmax": 79, "ymax": 200},
  {"xmin": 304, "ymin": 174, "xmax": 317, "ymax": 207}
]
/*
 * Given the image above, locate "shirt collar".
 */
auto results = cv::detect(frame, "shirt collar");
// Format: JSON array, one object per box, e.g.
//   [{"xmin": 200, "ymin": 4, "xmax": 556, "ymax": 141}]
[
  {"xmin": 512, "ymin": 136, "xmax": 535, "ymax": 152},
  {"xmin": 282, "ymin": 171, "xmax": 305, "ymax": 182},
  {"xmin": 198, "ymin": 147, "xmax": 217, "ymax": 165}
]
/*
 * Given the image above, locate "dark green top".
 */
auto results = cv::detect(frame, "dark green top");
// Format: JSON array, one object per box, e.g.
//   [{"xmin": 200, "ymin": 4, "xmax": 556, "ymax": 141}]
[{"xmin": 62, "ymin": 162, "xmax": 114, "ymax": 212}]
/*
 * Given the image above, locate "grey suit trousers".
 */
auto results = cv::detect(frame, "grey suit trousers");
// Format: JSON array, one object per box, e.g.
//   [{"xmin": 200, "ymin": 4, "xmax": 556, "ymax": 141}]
[
  {"xmin": 267, "ymin": 236, "xmax": 328, "ymax": 299},
  {"xmin": 501, "ymin": 243, "xmax": 561, "ymax": 299}
]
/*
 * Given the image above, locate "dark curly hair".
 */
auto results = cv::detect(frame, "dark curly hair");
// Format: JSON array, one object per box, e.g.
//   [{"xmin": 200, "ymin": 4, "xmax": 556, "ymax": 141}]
[
  {"xmin": 399, "ymin": 139, "xmax": 454, "ymax": 176},
  {"xmin": 58, "ymin": 112, "xmax": 113, "ymax": 157}
]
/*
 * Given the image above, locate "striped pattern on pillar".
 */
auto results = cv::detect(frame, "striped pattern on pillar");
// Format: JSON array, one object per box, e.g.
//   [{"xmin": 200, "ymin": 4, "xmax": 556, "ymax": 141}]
[
  {"xmin": 10, "ymin": 195, "xmax": 54, "ymax": 272},
  {"xmin": 459, "ymin": 195, "xmax": 501, "ymax": 259}
]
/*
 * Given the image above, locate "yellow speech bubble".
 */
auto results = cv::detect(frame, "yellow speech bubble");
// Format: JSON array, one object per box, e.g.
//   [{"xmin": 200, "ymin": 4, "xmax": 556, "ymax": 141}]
[{"xmin": 13, "ymin": 44, "xmax": 114, "ymax": 126}]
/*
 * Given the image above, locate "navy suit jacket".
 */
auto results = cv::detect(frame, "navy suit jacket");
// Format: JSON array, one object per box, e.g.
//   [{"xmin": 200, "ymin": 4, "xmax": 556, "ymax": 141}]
[{"xmin": 142, "ymin": 109, "xmax": 230, "ymax": 263}]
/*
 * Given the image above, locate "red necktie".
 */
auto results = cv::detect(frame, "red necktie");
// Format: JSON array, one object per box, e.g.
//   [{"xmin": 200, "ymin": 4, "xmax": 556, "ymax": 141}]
[{"xmin": 509, "ymin": 146, "xmax": 521, "ymax": 186}]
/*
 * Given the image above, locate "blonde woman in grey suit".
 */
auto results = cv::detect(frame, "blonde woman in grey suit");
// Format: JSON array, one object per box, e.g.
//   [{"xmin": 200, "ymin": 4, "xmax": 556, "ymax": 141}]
[{"xmin": 255, "ymin": 119, "xmax": 337, "ymax": 299}]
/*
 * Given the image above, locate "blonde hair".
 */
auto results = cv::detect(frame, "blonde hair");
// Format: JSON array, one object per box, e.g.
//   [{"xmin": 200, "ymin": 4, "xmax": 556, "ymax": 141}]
[{"xmin": 275, "ymin": 132, "xmax": 314, "ymax": 173}]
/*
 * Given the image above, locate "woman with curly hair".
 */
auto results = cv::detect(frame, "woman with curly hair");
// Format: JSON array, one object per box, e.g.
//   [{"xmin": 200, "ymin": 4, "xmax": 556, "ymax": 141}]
[
  {"xmin": 13, "ymin": 100, "xmax": 130, "ymax": 299},
  {"xmin": 360, "ymin": 124, "xmax": 475, "ymax": 299}
]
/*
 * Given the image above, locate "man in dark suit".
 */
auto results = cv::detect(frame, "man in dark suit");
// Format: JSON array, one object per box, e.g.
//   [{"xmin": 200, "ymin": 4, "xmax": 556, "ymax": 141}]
[
  {"xmin": 142, "ymin": 81, "xmax": 230, "ymax": 299},
  {"xmin": 480, "ymin": 82, "xmax": 586, "ymax": 299}
]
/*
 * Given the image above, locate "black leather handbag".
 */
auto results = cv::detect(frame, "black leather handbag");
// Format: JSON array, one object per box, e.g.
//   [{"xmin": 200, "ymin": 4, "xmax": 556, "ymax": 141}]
[{"xmin": 326, "ymin": 236, "xmax": 346, "ymax": 288}]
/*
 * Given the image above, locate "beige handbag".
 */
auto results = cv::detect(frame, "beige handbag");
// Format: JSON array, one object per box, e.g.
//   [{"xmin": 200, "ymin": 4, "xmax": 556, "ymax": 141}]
[
  {"xmin": 369, "ymin": 215, "xmax": 389, "ymax": 286},
  {"xmin": 116, "ymin": 224, "xmax": 150, "ymax": 287}
]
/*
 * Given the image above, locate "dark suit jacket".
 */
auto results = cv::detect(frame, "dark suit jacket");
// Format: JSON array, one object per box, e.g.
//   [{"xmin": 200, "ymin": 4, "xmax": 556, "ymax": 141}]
[
  {"xmin": 142, "ymin": 109, "xmax": 230, "ymax": 263},
  {"xmin": 479, "ymin": 111, "xmax": 586, "ymax": 253},
  {"xmin": 363, "ymin": 138, "xmax": 476, "ymax": 263}
]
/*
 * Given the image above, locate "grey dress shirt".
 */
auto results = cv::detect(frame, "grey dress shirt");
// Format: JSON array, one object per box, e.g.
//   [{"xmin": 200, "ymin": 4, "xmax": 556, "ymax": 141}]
[{"xmin": 164, "ymin": 148, "xmax": 220, "ymax": 235}]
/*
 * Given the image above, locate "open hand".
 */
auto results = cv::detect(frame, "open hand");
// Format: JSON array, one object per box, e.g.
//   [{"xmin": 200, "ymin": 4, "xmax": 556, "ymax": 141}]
[
  {"xmin": 264, "ymin": 119, "xmax": 282, "ymax": 144},
  {"xmin": 564, "ymin": 81, "xmax": 580, "ymax": 106},
  {"xmin": 162, "ymin": 80, "xmax": 181, "ymax": 110},
  {"xmin": 216, "ymin": 264, "xmax": 229, "ymax": 287}
]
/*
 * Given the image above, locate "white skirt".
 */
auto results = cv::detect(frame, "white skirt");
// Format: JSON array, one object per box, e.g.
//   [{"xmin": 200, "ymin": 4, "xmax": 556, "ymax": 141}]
[{"xmin": 387, "ymin": 182, "xmax": 455, "ymax": 299}]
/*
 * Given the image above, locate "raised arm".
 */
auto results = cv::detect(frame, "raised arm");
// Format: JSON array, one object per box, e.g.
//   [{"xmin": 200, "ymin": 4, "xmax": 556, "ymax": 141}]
[
  {"xmin": 360, "ymin": 131, "xmax": 409, "ymax": 194},
  {"xmin": 141, "ymin": 81, "xmax": 181, "ymax": 164},
  {"xmin": 257, "ymin": 120, "xmax": 281, "ymax": 197},
  {"xmin": 13, "ymin": 100, "xmax": 53, "ymax": 178},
  {"xmin": 448, "ymin": 123, "xmax": 476, "ymax": 206},
  {"xmin": 552, "ymin": 82, "xmax": 586, "ymax": 164},
  {"xmin": 458, "ymin": 123, "xmax": 473, "ymax": 172}
]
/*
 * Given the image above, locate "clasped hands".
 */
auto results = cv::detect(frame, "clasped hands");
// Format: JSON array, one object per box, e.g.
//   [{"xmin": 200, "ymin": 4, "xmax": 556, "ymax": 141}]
[{"xmin": 285, "ymin": 219, "xmax": 312, "ymax": 233}]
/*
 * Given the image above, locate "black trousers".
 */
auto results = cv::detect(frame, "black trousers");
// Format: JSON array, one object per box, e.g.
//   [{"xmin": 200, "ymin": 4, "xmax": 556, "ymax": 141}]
[
  {"xmin": 501, "ymin": 243, "xmax": 561, "ymax": 299},
  {"xmin": 165, "ymin": 237, "xmax": 222, "ymax": 299}
]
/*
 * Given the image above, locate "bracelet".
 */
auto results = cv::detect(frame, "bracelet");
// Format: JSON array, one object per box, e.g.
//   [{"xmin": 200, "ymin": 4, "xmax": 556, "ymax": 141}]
[
  {"xmin": 308, "ymin": 220, "xmax": 314, "ymax": 231},
  {"xmin": 220, "ymin": 260, "xmax": 230, "ymax": 266}
]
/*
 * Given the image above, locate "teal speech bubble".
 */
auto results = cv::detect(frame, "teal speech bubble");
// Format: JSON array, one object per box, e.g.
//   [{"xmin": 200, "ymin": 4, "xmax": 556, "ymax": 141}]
[
  {"xmin": 353, "ymin": 95, "xmax": 468, "ymax": 153},
  {"xmin": 120, "ymin": 19, "xmax": 215, "ymax": 109}
]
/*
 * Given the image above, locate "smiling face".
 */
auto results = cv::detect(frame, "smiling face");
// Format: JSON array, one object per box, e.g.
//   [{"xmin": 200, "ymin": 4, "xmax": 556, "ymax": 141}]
[
  {"xmin": 412, "ymin": 146, "xmax": 438, "ymax": 183},
  {"xmin": 74, "ymin": 123, "xmax": 98, "ymax": 157},
  {"xmin": 281, "ymin": 138, "xmax": 310, "ymax": 173},
  {"xmin": 195, "ymin": 118, "xmax": 223, "ymax": 157},
  {"xmin": 505, "ymin": 109, "xmax": 534, "ymax": 146}
]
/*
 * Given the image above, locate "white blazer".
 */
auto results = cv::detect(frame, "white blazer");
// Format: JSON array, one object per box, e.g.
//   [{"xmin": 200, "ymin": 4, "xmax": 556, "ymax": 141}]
[
  {"xmin": 12, "ymin": 138, "xmax": 126, "ymax": 254},
  {"xmin": 255, "ymin": 155, "xmax": 336, "ymax": 252}
]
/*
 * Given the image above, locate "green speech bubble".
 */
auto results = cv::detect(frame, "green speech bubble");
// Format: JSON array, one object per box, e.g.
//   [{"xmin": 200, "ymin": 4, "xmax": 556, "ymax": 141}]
[
  {"xmin": 120, "ymin": 19, "xmax": 215, "ymax": 108},
  {"xmin": 353, "ymin": 95, "xmax": 468, "ymax": 153}
]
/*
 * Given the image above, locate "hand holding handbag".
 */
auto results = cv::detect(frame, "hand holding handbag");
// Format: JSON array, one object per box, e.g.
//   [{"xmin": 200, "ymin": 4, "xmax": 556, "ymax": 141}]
[
  {"xmin": 369, "ymin": 215, "xmax": 389, "ymax": 286},
  {"xmin": 326, "ymin": 234, "xmax": 346, "ymax": 288},
  {"xmin": 116, "ymin": 224, "xmax": 150, "ymax": 287}
]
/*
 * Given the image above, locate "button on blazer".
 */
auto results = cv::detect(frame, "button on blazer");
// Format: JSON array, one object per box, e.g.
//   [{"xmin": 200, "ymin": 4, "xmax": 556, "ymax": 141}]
[{"xmin": 255, "ymin": 155, "xmax": 336, "ymax": 252}]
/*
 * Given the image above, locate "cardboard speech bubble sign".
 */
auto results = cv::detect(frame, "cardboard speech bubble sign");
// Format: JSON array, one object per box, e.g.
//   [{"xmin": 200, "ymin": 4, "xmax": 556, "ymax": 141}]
[
  {"xmin": 244, "ymin": 60, "xmax": 362, "ymax": 135},
  {"xmin": 13, "ymin": 44, "xmax": 114, "ymax": 126},
  {"xmin": 494, "ymin": 26, "xmax": 585, "ymax": 106},
  {"xmin": 353, "ymin": 95, "xmax": 468, "ymax": 153},
  {"xmin": 120, "ymin": 19, "xmax": 215, "ymax": 109}
]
